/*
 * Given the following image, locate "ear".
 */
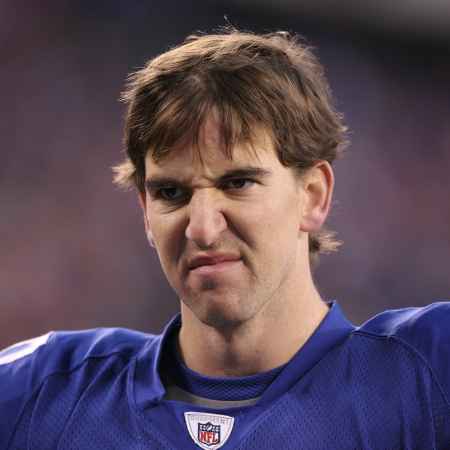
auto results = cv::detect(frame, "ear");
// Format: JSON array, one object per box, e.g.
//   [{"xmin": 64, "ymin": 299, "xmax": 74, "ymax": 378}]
[
  {"xmin": 138, "ymin": 190, "xmax": 155, "ymax": 248},
  {"xmin": 299, "ymin": 161, "xmax": 334, "ymax": 233}
]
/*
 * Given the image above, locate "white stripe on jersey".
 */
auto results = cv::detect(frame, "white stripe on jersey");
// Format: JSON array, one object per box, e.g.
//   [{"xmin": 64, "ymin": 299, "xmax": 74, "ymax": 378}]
[{"xmin": 0, "ymin": 332, "xmax": 52, "ymax": 365}]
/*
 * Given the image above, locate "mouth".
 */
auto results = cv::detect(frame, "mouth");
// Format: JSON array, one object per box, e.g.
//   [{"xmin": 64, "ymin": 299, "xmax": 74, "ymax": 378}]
[
  {"xmin": 189, "ymin": 259, "xmax": 242, "ymax": 275},
  {"xmin": 187, "ymin": 253, "xmax": 242, "ymax": 275}
]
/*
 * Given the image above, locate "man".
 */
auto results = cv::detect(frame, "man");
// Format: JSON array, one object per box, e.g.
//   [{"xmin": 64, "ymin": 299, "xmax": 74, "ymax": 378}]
[{"xmin": 1, "ymin": 29, "xmax": 449, "ymax": 449}]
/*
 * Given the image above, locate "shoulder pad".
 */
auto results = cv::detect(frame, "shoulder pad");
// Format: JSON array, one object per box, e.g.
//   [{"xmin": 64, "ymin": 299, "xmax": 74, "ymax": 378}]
[
  {"xmin": 0, "ymin": 327, "xmax": 153, "ymax": 448},
  {"xmin": 360, "ymin": 301, "xmax": 450, "ymax": 404}
]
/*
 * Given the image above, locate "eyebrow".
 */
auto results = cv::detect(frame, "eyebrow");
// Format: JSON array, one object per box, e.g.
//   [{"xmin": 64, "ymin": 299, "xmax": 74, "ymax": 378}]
[{"xmin": 145, "ymin": 167, "xmax": 272, "ymax": 190}]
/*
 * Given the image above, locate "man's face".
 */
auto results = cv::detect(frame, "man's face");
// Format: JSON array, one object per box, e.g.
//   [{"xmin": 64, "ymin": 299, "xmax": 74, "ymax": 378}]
[{"xmin": 140, "ymin": 120, "xmax": 308, "ymax": 329}]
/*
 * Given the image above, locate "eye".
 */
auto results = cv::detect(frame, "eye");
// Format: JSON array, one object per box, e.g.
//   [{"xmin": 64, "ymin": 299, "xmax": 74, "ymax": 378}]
[
  {"xmin": 155, "ymin": 186, "xmax": 187, "ymax": 202},
  {"xmin": 223, "ymin": 178, "xmax": 255, "ymax": 190}
]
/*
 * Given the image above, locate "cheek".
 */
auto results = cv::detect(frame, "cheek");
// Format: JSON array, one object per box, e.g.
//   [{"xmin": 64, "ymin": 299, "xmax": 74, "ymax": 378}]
[
  {"xmin": 255, "ymin": 196, "xmax": 300, "ymax": 253},
  {"xmin": 231, "ymin": 196, "xmax": 296, "ymax": 255},
  {"xmin": 251, "ymin": 193, "xmax": 298, "ymax": 229},
  {"xmin": 148, "ymin": 211, "xmax": 183, "ymax": 266}
]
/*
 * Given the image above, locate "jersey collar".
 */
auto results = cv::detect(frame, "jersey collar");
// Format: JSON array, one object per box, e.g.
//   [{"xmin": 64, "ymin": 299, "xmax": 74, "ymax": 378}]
[
  {"xmin": 133, "ymin": 302, "xmax": 355, "ymax": 410},
  {"xmin": 258, "ymin": 301, "xmax": 355, "ymax": 404}
]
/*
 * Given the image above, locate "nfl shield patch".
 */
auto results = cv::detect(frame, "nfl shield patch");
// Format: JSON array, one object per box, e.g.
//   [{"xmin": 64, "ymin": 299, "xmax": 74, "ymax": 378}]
[{"xmin": 184, "ymin": 412, "xmax": 234, "ymax": 450}]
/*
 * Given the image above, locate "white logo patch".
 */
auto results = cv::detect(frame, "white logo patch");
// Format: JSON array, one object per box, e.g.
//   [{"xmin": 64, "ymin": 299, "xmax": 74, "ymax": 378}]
[
  {"xmin": 184, "ymin": 412, "xmax": 234, "ymax": 450},
  {"xmin": 0, "ymin": 332, "xmax": 52, "ymax": 365}
]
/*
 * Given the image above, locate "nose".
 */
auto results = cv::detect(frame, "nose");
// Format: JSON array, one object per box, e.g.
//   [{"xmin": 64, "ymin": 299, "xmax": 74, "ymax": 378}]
[{"xmin": 185, "ymin": 189, "xmax": 227, "ymax": 248}]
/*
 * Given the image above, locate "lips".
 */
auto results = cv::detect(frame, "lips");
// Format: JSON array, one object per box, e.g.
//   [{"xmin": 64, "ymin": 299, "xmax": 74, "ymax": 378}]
[{"xmin": 187, "ymin": 253, "xmax": 241, "ymax": 271}]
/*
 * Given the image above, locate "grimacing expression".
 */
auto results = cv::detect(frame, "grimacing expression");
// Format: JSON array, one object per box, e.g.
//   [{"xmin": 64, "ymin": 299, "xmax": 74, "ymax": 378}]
[{"xmin": 140, "ymin": 120, "xmax": 312, "ymax": 328}]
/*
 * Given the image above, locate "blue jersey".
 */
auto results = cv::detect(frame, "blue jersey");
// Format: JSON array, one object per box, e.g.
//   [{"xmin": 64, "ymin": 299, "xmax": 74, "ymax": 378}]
[{"xmin": 1, "ymin": 302, "xmax": 450, "ymax": 449}]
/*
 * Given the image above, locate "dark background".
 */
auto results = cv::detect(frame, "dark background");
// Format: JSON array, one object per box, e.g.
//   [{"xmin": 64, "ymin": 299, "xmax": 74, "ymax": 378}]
[{"xmin": 1, "ymin": 1, "xmax": 449, "ymax": 348}]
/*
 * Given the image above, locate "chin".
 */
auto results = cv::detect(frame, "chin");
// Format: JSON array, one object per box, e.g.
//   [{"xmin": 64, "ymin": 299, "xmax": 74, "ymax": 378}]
[
  {"xmin": 184, "ymin": 291, "xmax": 256, "ymax": 330},
  {"xmin": 205, "ymin": 309, "xmax": 248, "ymax": 329}
]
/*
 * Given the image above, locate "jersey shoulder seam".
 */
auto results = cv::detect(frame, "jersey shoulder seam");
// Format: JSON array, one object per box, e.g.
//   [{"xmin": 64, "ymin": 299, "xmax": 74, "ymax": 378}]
[
  {"xmin": 353, "ymin": 329, "xmax": 450, "ymax": 411},
  {"xmin": 6, "ymin": 333, "xmax": 151, "ymax": 450}
]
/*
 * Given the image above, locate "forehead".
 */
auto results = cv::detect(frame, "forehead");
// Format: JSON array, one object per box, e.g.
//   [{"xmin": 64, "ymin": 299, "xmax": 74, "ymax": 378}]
[{"xmin": 144, "ymin": 118, "xmax": 279, "ymax": 180}]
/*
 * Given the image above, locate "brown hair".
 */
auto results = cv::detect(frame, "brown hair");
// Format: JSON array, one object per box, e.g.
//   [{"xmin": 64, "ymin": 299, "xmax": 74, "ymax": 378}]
[{"xmin": 114, "ymin": 28, "xmax": 348, "ymax": 265}]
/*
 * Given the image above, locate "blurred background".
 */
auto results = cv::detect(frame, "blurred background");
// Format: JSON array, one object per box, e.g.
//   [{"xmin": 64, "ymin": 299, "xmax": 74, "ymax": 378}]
[{"xmin": 1, "ymin": 0, "xmax": 449, "ymax": 348}]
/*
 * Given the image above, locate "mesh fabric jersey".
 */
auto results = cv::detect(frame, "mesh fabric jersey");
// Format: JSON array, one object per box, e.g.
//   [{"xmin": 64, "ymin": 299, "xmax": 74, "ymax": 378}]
[{"xmin": 1, "ymin": 302, "xmax": 450, "ymax": 449}]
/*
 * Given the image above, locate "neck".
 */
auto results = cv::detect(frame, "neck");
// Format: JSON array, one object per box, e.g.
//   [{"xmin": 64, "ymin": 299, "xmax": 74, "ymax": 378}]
[{"xmin": 178, "ymin": 276, "xmax": 328, "ymax": 377}]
